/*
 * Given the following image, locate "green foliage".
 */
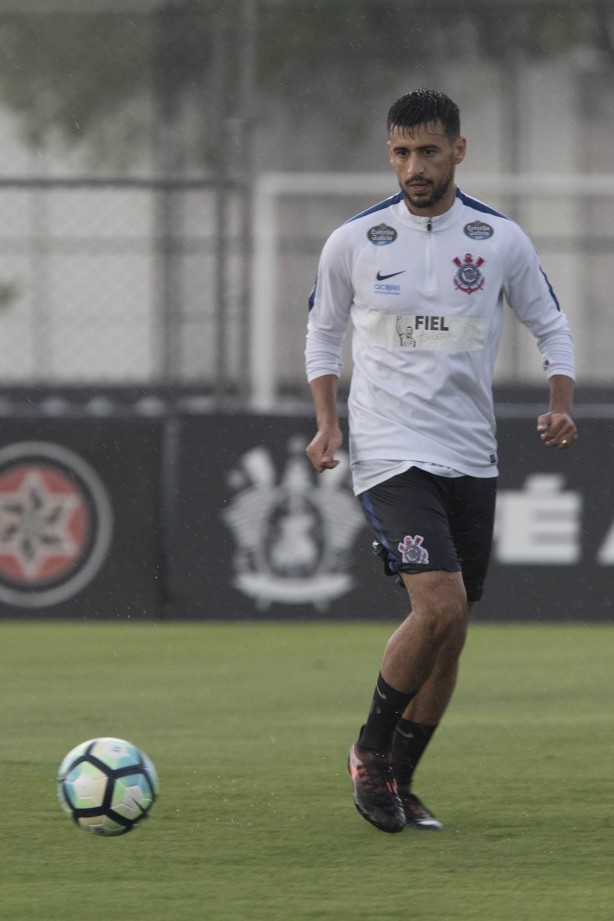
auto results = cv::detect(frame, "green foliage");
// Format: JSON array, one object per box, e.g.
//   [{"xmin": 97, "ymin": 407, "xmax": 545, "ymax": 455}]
[
  {"xmin": 0, "ymin": 14, "xmax": 153, "ymax": 146},
  {"xmin": 1, "ymin": 620, "xmax": 613, "ymax": 921},
  {"xmin": 0, "ymin": 2, "xmax": 608, "ymax": 165}
]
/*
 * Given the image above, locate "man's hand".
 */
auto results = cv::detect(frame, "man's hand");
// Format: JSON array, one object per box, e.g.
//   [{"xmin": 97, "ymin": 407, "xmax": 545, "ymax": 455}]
[
  {"xmin": 306, "ymin": 374, "xmax": 343, "ymax": 472},
  {"xmin": 536, "ymin": 411, "xmax": 577, "ymax": 449},
  {"xmin": 306, "ymin": 426, "xmax": 343, "ymax": 472}
]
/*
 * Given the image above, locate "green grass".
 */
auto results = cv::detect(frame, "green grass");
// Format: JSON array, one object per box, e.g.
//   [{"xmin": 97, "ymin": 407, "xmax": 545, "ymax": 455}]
[{"xmin": 0, "ymin": 620, "xmax": 613, "ymax": 921}]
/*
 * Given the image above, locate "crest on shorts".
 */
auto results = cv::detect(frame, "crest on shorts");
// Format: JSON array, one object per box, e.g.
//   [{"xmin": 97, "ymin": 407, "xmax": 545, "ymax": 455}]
[
  {"xmin": 453, "ymin": 253, "xmax": 485, "ymax": 294},
  {"xmin": 223, "ymin": 437, "xmax": 364, "ymax": 611},
  {"xmin": 398, "ymin": 534, "xmax": 430, "ymax": 565}
]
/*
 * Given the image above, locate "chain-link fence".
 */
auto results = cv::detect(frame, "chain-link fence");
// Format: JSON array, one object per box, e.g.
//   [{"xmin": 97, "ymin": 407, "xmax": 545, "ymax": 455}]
[
  {"xmin": 249, "ymin": 171, "xmax": 614, "ymax": 407},
  {"xmin": 0, "ymin": 0, "xmax": 612, "ymax": 401},
  {"xmin": 2, "ymin": 169, "xmax": 613, "ymax": 403},
  {"xmin": 0, "ymin": 177, "xmax": 247, "ymax": 389}
]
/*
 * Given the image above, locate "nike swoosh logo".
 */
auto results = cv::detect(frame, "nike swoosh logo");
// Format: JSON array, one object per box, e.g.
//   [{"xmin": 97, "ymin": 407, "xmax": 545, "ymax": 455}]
[
  {"xmin": 395, "ymin": 728, "xmax": 415, "ymax": 740},
  {"xmin": 376, "ymin": 270, "xmax": 406, "ymax": 281}
]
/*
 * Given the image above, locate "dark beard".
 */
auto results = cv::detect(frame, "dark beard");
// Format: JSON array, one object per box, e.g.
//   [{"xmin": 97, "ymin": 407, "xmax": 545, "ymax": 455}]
[{"xmin": 403, "ymin": 175, "xmax": 452, "ymax": 211}]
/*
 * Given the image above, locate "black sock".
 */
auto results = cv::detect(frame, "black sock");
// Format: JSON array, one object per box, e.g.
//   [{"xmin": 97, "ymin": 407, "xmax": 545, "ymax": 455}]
[
  {"xmin": 391, "ymin": 718, "xmax": 438, "ymax": 787},
  {"xmin": 358, "ymin": 674, "xmax": 417, "ymax": 754}
]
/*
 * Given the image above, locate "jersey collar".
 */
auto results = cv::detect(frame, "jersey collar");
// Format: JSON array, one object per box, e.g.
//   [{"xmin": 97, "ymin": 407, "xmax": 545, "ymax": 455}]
[{"xmin": 394, "ymin": 188, "xmax": 464, "ymax": 232}]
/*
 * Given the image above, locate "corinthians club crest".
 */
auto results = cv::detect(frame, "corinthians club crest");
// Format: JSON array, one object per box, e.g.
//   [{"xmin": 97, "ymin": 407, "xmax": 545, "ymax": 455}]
[
  {"xmin": 223, "ymin": 437, "xmax": 364, "ymax": 611},
  {"xmin": 453, "ymin": 253, "xmax": 485, "ymax": 294}
]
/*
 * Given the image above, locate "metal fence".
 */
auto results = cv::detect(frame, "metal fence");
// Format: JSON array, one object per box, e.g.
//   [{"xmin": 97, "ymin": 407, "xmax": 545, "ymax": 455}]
[
  {"xmin": 250, "ymin": 171, "xmax": 614, "ymax": 408},
  {"xmin": 1, "ymin": 171, "xmax": 613, "ymax": 404},
  {"xmin": 0, "ymin": 177, "xmax": 247, "ymax": 391},
  {"xmin": 0, "ymin": 1, "xmax": 613, "ymax": 403}
]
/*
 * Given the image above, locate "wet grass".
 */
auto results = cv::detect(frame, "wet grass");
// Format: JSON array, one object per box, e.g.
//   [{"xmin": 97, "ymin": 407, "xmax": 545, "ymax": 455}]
[{"xmin": 0, "ymin": 620, "xmax": 612, "ymax": 921}]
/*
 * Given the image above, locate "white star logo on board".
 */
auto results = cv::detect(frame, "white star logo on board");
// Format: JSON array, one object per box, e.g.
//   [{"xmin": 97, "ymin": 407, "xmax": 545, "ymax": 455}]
[
  {"xmin": 0, "ymin": 442, "xmax": 113, "ymax": 608},
  {"xmin": 0, "ymin": 467, "xmax": 83, "ymax": 581}
]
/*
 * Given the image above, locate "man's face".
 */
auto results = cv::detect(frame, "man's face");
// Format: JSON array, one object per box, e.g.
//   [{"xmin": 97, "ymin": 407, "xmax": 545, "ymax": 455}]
[{"xmin": 387, "ymin": 120, "xmax": 466, "ymax": 216}]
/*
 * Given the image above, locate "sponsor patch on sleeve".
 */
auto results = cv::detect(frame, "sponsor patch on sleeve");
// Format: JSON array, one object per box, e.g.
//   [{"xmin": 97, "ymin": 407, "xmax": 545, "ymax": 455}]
[
  {"xmin": 367, "ymin": 224, "xmax": 397, "ymax": 245},
  {"xmin": 464, "ymin": 221, "xmax": 494, "ymax": 240}
]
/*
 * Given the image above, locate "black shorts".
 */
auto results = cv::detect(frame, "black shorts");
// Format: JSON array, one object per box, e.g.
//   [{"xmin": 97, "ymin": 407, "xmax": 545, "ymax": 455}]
[{"xmin": 359, "ymin": 467, "xmax": 497, "ymax": 602}]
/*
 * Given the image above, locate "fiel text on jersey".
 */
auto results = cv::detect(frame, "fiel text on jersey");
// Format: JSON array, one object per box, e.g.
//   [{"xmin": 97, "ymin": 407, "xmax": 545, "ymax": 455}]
[{"xmin": 414, "ymin": 315, "xmax": 449, "ymax": 331}]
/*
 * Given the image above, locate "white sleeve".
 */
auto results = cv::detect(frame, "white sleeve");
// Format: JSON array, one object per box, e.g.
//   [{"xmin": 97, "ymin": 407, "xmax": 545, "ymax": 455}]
[
  {"xmin": 305, "ymin": 228, "xmax": 354, "ymax": 382},
  {"xmin": 504, "ymin": 228, "xmax": 576, "ymax": 381},
  {"xmin": 305, "ymin": 326, "xmax": 345, "ymax": 381},
  {"xmin": 537, "ymin": 328, "xmax": 576, "ymax": 380}
]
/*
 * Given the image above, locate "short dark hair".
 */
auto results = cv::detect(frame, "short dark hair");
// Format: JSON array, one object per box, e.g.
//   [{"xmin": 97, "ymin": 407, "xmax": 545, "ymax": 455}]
[{"xmin": 387, "ymin": 89, "xmax": 461, "ymax": 140}]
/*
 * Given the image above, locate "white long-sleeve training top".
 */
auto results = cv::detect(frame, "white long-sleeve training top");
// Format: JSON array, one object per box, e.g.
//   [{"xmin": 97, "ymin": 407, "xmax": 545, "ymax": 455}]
[{"xmin": 305, "ymin": 188, "xmax": 575, "ymax": 494}]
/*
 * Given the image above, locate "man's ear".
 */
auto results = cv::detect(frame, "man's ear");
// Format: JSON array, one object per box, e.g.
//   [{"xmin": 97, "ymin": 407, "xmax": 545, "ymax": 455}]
[{"xmin": 454, "ymin": 136, "xmax": 467, "ymax": 165}]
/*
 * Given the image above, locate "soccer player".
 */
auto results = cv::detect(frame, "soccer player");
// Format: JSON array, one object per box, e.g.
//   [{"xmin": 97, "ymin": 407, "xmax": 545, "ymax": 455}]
[{"xmin": 304, "ymin": 89, "xmax": 577, "ymax": 833}]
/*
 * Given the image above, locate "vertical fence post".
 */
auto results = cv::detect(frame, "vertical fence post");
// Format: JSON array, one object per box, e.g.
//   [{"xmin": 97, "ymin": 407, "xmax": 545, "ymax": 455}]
[{"xmin": 152, "ymin": 0, "xmax": 186, "ymax": 383}]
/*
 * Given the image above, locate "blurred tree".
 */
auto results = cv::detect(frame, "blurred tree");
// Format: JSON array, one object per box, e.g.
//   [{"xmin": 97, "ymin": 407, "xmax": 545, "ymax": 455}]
[
  {"xmin": 0, "ymin": 0, "xmax": 610, "ymax": 167},
  {"xmin": 0, "ymin": 12, "xmax": 153, "ymax": 150},
  {"xmin": 0, "ymin": 1, "xmax": 219, "ymax": 168}
]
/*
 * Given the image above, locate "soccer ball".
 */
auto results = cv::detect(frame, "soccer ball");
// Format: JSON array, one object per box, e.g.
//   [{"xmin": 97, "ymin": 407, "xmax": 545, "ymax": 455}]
[{"xmin": 57, "ymin": 737, "xmax": 158, "ymax": 836}]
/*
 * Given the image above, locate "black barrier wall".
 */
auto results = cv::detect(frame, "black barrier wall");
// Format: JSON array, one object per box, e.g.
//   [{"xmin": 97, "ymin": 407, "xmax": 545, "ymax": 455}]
[
  {"xmin": 0, "ymin": 391, "xmax": 612, "ymax": 621},
  {"xmin": 164, "ymin": 413, "xmax": 391, "ymax": 620},
  {"xmin": 482, "ymin": 409, "xmax": 614, "ymax": 621},
  {"xmin": 167, "ymin": 409, "xmax": 614, "ymax": 622},
  {"xmin": 0, "ymin": 417, "xmax": 163, "ymax": 618}
]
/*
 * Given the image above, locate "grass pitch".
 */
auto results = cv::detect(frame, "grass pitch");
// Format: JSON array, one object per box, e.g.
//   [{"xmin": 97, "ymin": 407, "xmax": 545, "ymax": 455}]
[{"xmin": 0, "ymin": 619, "xmax": 612, "ymax": 921}]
